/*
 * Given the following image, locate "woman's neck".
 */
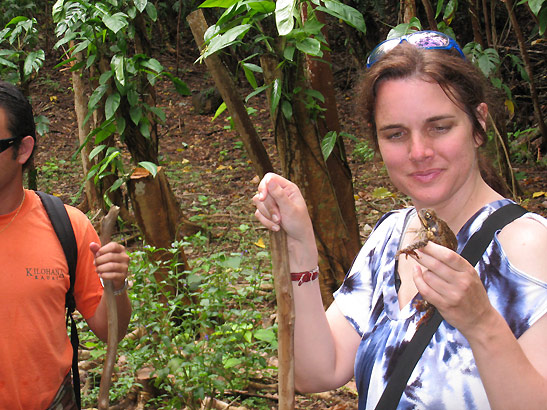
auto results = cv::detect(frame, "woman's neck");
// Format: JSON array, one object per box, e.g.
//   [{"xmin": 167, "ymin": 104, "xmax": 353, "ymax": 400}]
[{"xmin": 416, "ymin": 177, "xmax": 504, "ymax": 234}]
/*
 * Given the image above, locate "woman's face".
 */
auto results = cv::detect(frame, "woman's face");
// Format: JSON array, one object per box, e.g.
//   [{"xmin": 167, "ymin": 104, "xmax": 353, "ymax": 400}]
[{"xmin": 375, "ymin": 77, "xmax": 484, "ymax": 209}]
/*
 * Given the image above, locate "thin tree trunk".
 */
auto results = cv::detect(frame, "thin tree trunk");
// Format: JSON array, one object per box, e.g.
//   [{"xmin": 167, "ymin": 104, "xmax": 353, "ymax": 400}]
[
  {"xmin": 265, "ymin": 55, "xmax": 359, "ymax": 306},
  {"xmin": 302, "ymin": 6, "xmax": 361, "ymax": 266},
  {"xmin": 503, "ymin": 0, "xmax": 547, "ymax": 150},
  {"xmin": 186, "ymin": 10, "xmax": 274, "ymax": 178},
  {"xmin": 467, "ymin": 0, "xmax": 484, "ymax": 46},
  {"xmin": 400, "ymin": 0, "xmax": 417, "ymax": 23},
  {"xmin": 72, "ymin": 51, "xmax": 101, "ymax": 211},
  {"xmin": 482, "ymin": 0, "xmax": 492, "ymax": 46},
  {"xmin": 421, "ymin": 0, "xmax": 438, "ymax": 30}
]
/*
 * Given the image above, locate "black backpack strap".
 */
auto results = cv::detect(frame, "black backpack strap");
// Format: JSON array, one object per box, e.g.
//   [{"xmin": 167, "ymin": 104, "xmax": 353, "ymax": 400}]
[
  {"xmin": 36, "ymin": 191, "xmax": 81, "ymax": 410},
  {"xmin": 375, "ymin": 203, "xmax": 527, "ymax": 410}
]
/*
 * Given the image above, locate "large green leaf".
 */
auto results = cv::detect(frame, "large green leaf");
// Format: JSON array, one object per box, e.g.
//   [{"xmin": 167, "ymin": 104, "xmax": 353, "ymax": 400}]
[
  {"xmin": 321, "ymin": 131, "xmax": 337, "ymax": 160},
  {"xmin": 23, "ymin": 50, "xmax": 45, "ymax": 77},
  {"xmin": 295, "ymin": 37, "xmax": 322, "ymax": 57},
  {"xmin": 88, "ymin": 84, "xmax": 108, "ymax": 111},
  {"xmin": 203, "ymin": 24, "xmax": 251, "ymax": 58},
  {"xmin": 275, "ymin": 0, "xmax": 296, "ymax": 36},
  {"xmin": 102, "ymin": 12, "xmax": 128, "ymax": 34},
  {"xmin": 317, "ymin": 0, "xmax": 366, "ymax": 34},
  {"xmin": 111, "ymin": 55, "xmax": 125, "ymax": 86},
  {"xmin": 105, "ymin": 92, "xmax": 121, "ymax": 120}
]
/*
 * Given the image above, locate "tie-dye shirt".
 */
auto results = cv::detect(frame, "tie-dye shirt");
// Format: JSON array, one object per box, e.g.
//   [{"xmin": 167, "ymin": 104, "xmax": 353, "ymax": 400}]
[{"xmin": 334, "ymin": 199, "xmax": 547, "ymax": 410}]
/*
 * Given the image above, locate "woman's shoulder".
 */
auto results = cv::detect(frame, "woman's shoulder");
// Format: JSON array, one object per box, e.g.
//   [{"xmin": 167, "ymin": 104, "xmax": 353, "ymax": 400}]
[{"xmin": 497, "ymin": 211, "xmax": 547, "ymax": 282}]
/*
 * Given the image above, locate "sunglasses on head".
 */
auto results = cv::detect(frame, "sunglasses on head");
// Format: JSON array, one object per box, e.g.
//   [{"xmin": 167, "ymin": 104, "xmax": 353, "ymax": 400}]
[
  {"xmin": 366, "ymin": 30, "xmax": 465, "ymax": 68},
  {"xmin": 0, "ymin": 135, "xmax": 21, "ymax": 154}
]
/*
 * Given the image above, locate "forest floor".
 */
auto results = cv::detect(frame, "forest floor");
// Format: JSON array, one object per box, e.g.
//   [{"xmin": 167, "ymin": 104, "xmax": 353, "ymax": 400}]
[{"xmin": 28, "ymin": 35, "xmax": 546, "ymax": 410}]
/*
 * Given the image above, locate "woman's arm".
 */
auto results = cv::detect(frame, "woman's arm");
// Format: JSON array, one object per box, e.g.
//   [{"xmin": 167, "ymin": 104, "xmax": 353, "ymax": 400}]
[
  {"xmin": 253, "ymin": 173, "xmax": 361, "ymax": 392},
  {"xmin": 412, "ymin": 217, "xmax": 547, "ymax": 410}
]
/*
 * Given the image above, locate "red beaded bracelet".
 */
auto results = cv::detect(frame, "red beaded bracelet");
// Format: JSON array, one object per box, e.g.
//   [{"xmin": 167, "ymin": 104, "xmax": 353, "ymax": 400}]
[{"xmin": 291, "ymin": 266, "xmax": 319, "ymax": 286}]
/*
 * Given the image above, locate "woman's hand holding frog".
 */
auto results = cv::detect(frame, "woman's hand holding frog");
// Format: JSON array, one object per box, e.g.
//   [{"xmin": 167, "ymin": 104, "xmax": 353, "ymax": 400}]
[{"xmin": 411, "ymin": 242, "xmax": 497, "ymax": 337}]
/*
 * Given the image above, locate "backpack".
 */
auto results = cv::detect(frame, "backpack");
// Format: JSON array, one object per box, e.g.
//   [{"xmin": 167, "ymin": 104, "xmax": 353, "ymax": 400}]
[{"xmin": 35, "ymin": 191, "xmax": 82, "ymax": 410}]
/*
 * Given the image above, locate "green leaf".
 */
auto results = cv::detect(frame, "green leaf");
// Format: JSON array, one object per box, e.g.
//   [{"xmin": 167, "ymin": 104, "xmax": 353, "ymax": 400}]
[
  {"xmin": 140, "ymin": 57, "xmax": 163, "ymax": 74},
  {"xmin": 6, "ymin": 16, "xmax": 29, "ymax": 26},
  {"xmin": 108, "ymin": 178, "xmax": 124, "ymax": 193},
  {"xmin": 242, "ymin": 64, "xmax": 258, "ymax": 89},
  {"xmin": 283, "ymin": 45, "xmax": 296, "ymax": 61},
  {"xmin": 295, "ymin": 37, "xmax": 322, "ymax": 57},
  {"xmin": 23, "ymin": 50, "xmax": 44, "ymax": 76},
  {"xmin": 281, "ymin": 100, "xmax": 292, "ymax": 119},
  {"xmin": 318, "ymin": 0, "xmax": 366, "ymax": 33},
  {"xmin": 247, "ymin": 1, "xmax": 276, "ymax": 13},
  {"xmin": 89, "ymin": 145, "xmax": 107, "ymax": 161},
  {"xmin": 105, "ymin": 92, "xmax": 121, "ymax": 120},
  {"xmin": 275, "ymin": 0, "xmax": 296, "ymax": 36},
  {"xmin": 111, "ymin": 55, "xmax": 125, "ymax": 86},
  {"xmin": 0, "ymin": 57, "xmax": 17, "ymax": 69},
  {"xmin": 321, "ymin": 131, "xmax": 337, "ymax": 160},
  {"xmin": 244, "ymin": 84, "xmax": 268, "ymax": 103},
  {"xmin": 99, "ymin": 71, "xmax": 113, "ymax": 85},
  {"xmin": 134, "ymin": 0, "xmax": 147, "ymax": 13},
  {"xmin": 88, "ymin": 85, "xmax": 108, "ymax": 111},
  {"xmin": 130, "ymin": 105, "xmax": 143, "ymax": 125},
  {"xmin": 270, "ymin": 78, "xmax": 281, "ymax": 115},
  {"xmin": 145, "ymin": 3, "xmax": 158, "ymax": 21},
  {"xmin": 254, "ymin": 328, "xmax": 276, "ymax": 345},
  {"xmin": 223, "ymin": 357, "xmax": 241, "ymax": 368},
  {"xmin": 199, "ymin": 0, "xmax": 239, "ymax": 7},
  {"xmin": 204, "ymin": 24, "xmax": 252, "ymax": 58},
  {"xmin": 212, "ymin": 102, "xmax": 227, "ymax": 121},
  {"xmin": 102, "ymin": 12, "xmax": 128, "ymax": 34},
  {"xmin": 148, "ymin": 106, "xmax": 166, "ymax": 123},
  {"xmin": 138, "ymin": 161, "xmax": 158, "ymax": 177}
]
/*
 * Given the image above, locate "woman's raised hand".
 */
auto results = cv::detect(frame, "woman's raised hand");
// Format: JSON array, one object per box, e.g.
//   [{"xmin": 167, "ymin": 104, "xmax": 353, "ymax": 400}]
[{"xmin": 252, "ymin": 173, "xmax": 318, "ymax": 271}]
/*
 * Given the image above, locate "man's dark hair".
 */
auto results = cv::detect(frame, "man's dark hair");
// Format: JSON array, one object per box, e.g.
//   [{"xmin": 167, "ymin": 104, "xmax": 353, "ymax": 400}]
[{"xmin": 0, "ymin": 81, "xmax": 37, "ymax": 169}]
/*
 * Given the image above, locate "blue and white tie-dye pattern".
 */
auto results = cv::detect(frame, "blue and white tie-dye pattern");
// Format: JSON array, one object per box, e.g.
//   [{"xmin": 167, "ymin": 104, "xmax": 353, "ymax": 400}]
[{"xmin": 334, "ymin": 199, "xmax": 547, "ymax": 410}]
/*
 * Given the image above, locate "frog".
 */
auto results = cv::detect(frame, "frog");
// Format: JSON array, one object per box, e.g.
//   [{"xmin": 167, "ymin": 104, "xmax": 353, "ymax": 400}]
[
  {"xmin": 396, "ymin": 208, "xmax": 458, "ymax": 259},
  {"xmin": 396, "ymin": 208, "xmax": 458, "ymax": 326}
]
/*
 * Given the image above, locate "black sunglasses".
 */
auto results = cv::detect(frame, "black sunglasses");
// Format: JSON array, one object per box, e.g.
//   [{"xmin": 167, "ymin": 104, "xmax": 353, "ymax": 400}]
[{"xmin": 0, "ymin": 135, "xmax": 21, "ymax": 154}]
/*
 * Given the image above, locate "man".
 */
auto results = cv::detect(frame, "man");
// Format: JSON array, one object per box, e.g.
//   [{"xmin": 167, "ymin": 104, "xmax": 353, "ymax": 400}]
[{"xmin": 0, "ymin": 81, "xmax": 132, "ymax": 409}]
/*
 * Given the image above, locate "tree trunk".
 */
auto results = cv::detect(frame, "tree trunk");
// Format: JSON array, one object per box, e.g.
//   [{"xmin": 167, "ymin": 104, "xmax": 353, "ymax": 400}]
[
  {"xmin": 186, "ymin": 10, "xmax": 274, "ymax": 178},
  {"xmin": 303, "ymin": 6, "xmax": 361, "ymax": 264},
  {"xmin": 503, "ymin": 0, "xmax": 547, "ymax": 151},
  {"xmin": 421, "ymin": 0, "xmax": 438, "ymax": 30},
  {"xmin": 261, "ymin": 51, "xmax": 358, "ymax": 305},
  {"xmin": 467, "ymin": 0, "xmax": 485, "ymax": 46},
  {"xmin": 71, "ymin": 51, "xmax": 101, "ymax": 211},
  {"xmin": 400, "ymin": 0, "xmax": 417, "ymax": 23},
  {"xmin": 127, "ymin": 166, "xmax": 194, "ymax": 296}
]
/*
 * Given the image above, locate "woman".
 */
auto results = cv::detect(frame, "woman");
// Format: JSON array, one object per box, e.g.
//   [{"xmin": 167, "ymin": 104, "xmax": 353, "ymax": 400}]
[{"xmin": 253, "ymin": 31, "xmax": 547, "ymax": 409}]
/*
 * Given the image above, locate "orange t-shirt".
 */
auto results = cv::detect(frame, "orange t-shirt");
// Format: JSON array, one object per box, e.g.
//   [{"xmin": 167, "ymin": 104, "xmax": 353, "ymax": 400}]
[{"xmin": 0, "ymin": 190, "xmax": 103, "ymax": 409}]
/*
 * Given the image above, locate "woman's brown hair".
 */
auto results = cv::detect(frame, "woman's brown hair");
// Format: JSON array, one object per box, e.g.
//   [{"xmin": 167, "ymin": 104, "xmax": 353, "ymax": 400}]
[{"xmin": 355, "ymin": 42, "xmax": 510, "ymax": 196}]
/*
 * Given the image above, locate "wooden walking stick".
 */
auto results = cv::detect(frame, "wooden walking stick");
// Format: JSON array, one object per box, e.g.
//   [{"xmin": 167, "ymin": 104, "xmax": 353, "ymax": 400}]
[
  {"xmin": 98, "ymin": 205, "xmax": 121, "ymax": 410},
  {"xmin": 270, "ymin": 229, "xmax": 295, "ymax": 409}
]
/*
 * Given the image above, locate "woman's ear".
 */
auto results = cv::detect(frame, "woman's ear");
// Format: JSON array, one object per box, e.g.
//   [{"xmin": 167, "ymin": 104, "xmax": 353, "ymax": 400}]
[
  {"xmin": 476, "ymin": 103, "xmax": 488, "ymax": 131},
  {"xmin": 473, "ymin": 103, "xmax": 489, "ymax": 148},
  {"xmin": 16, "ymin": 136, "xmax": 35, "ymax": 165}
]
